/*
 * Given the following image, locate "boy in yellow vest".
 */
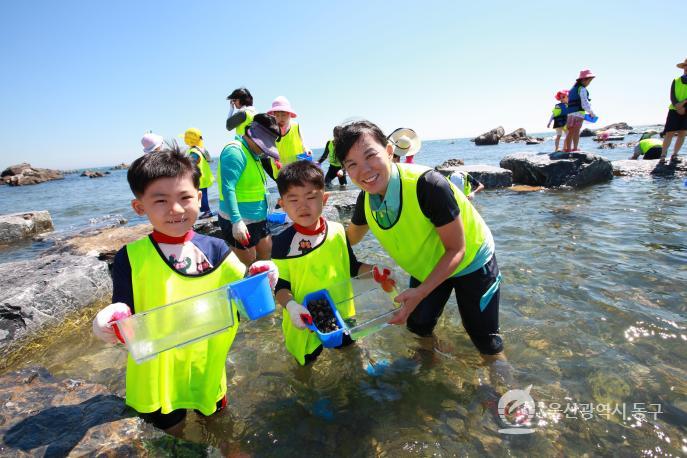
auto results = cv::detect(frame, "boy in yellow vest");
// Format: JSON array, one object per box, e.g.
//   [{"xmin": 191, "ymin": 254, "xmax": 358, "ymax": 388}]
[
  {"xmin": 271, "ymin": 161, "xmax": 388, "ymax": 365},
  {"xmin": 92, "ymin": 148, "xmax": 277, "ymax": 431},
  {"xmin": 183, "ymin": 128, "xmax": 215, "ymax": 219}
]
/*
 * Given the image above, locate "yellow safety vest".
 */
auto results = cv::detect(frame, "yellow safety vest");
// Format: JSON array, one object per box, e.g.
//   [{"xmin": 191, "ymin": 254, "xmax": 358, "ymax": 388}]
[
  {"xmin": 450, "ymin": 171, "xmax": 473, "ymax": 196},
  {"xmin": 270, "ymin": 123, "xmax": 305, "ymax": 176},
  {"xmin": 669, "ymin": 77, "xmax": 687, "ymax": 110},
  {"xmin": 272, "ymin": 221, "xmax": 355, "ymax": 365},
  {"xmin": 326, "ymin": 139, "xmax": 341, "ymax": 167},
  {"xmin": 189, "ymin": 146, "xmax": 215, "ymax": 189},
  {"xmin": 365, "ymin": 164, "xmax": 490, "ymax": 282},
  {"xmin": 639, "ymin": 138, "xmax": 663, "ymax": 154},
  {"xmin": 236, "ymin": 107, "xmax": 256, "ymax": 136},
  {"xmin": 217, "ymin": 139, "xmax": 268, "ymax": 204},
  {"xmin": 125, "ymin": 235, "xmax": 245, "ymax": 415}
]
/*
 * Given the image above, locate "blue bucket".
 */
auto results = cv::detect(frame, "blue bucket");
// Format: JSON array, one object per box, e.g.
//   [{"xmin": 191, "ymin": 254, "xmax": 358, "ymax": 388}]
[
  {"xmin": 297, "ymin": 152, "xmax": 313, "ymax": 162},
  {"xmin": 229, "ymin": 271, "xmax": 276, "ymax": 320},
  {"xmin": 303, "ymin": 289, "xmax": 346, "ymax": 348},
  {"xmin": 266, "ymin": 211, "xmax": 287, "ymax": 224},
  {"xmin": 584, "ymin": 114, "xmax": 598, "ymax": 123}
]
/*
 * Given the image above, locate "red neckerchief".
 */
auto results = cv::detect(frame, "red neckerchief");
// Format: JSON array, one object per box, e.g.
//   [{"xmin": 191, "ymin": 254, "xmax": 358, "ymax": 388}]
[
  {"xmin": 152, "ymin": 229, "xmax": 195, "ymax": 244},
  {"xmin": 293, "ymin": 217, "xmax": 326, "ymax": 235}
]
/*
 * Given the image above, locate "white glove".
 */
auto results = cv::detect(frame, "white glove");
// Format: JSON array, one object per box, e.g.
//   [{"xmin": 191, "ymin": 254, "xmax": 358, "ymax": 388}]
[
  {"xmin": 232, "ymin": 220, "xmax": 250, "ymax": 246},
  {"xmin": 93, "ymin": 303, "xmax": 132, "ymax": 344},
  {"xmin": 248, "ymin": 260, "xmax": 279, "ymax": 290},
  {"xmin": 336, "ymin": 170, "xmax": 344, "ymax": 178},
  {"xmin": 286, "ymin": 300, "xmax": 311, "ymax": 330}
]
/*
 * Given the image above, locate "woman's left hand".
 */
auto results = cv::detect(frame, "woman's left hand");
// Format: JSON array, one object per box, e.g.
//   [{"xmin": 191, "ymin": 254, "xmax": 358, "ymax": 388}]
[{"xmin": 387, "ymin": 287, "xmax": 425, "ymax": 325}]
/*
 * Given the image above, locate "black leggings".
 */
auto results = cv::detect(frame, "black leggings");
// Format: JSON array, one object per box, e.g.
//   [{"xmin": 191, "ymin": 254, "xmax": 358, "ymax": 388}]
[
  {"xmin": 139, "ymin": 396, "xmax": 226, "ymax": 430},
  {"xmin": 324, "ymin": 165, "xmax": 347, "ymax": 186},
  {"xmin": 406, "ymin": 255, "xmax": 503, "ymax": 355}
]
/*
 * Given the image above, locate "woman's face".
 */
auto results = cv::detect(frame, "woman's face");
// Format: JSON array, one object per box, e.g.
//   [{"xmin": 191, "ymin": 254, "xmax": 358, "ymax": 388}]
[
  {"xmin": 342, "ymin": 132, "xmax": 394, "ymax": 196},
  {"xmin": 582, "ymin": 77, "xmax": 594, "ymax": 87},
  {"xmin": 273, "ymin": 111, "xmax": 291, "ymax": 130}
]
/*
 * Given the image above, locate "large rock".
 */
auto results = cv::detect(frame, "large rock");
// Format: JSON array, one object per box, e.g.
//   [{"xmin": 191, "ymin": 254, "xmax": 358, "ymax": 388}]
[
  {"xmin": 0, "ymin": 254, "xmax": 112, "ymax": 354},
  {"xmin": 612, "ymin": 158, "xmax": 687, "ymax": 177},
  {"xmin": 473, "ymin": 126, "xmax": 505, "ymax": 146},
  {"xmin": 447, "ymin": 165, "xmax": 513, "ymax": 189},
  {"xmin": 1, "ymin": 163, "xmax": 64, "ymax": 186},
  {"xmin": 500, "ymin": 151, "xmax": 613, "ymax": 188},
  {"xmin": 435, "ymin": 158, "xmax": 465, "ymax": 175},
  {"xmin": 580, "ymin": 128, "xmax": 596, "ymax": 137},
  {"xmin": 0, "ymin": 367, "xmax": 216, "ymax": 456},
  {"xmin": 80, "ymin": 170, "xmax": 108, "ymax": 178},
  {"xmin": 110, "ymin": 163, "xmax": 129, "ymax": 170},
  {"xmin": 0, "ymin": 211, "xmax": 54, "ymax": 244},
  {"xmin": 501, "ymin": 128, "xmax": 528, "ymax": 143},
  {"xmin": 601, "ymin": 122, "xmax": 632, "ymax": 132}
]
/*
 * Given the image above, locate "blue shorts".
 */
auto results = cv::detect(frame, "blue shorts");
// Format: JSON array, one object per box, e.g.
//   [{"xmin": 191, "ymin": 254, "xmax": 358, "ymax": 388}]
[{"xmin": 407, "ymin": 255, "xmax": 503, "ymax": 355}]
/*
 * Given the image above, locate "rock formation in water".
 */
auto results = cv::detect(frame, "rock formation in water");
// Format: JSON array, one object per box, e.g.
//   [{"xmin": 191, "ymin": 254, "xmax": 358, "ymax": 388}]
[
  {"xmin": 1, "ymin": 163, "xmax": 64, "ymax": 186},
  {"xmin": 500, "ymin": 151, "xmax": 613, "ymax": 187},
  {"xmin": 0, "ymin": 211, "xmax": 54, "ymax": 244}
]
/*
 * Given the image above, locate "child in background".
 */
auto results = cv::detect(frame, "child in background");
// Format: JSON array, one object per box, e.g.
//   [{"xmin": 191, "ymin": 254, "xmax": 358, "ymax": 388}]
[
  {"xmin": 564, "ymin": 69, "xmax": 596, "ymax": 152},
  {"xmin": 266, "ymin": 96, "xmax": 311, "ymax": 177},
  {"xmin": 92, "ymin": 148, "xmax": 276, "ymax": 432},
  {"xmin": 547, "ymin": 90, "xmax": 568, "ymax": 152},
  {"xmin": 183, "ymin": 128, "xmax": 215, "ymax": 219},
  {"xmin": 141, "ymin": 132, "xmax": 165, "ymax": 154},
  {"xmin": 317, "ymin": 126, "xmax": 347, "ymax": 187},
  {"xmin": 388, "ymin": 128, "xmax": 421, "ymax": 163},
  {"xmin": 449, "ymin": 171, "xmax": 485, "ymax": 200},
  {"xmin": 271, "ymin": 161, "xmax": 385, "ymax": 365}
]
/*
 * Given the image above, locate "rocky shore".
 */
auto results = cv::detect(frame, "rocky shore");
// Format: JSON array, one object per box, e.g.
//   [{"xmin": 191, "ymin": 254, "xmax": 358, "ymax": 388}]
[{"xmin": 1, "ymin": 163, "xmax": 64, "ymax": 186}]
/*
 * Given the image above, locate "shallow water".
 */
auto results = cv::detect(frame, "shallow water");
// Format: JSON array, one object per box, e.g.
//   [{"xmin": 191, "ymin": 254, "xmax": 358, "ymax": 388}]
[{"xmin": 2, "ymin": 132, "xmax": 686, "ymax": 455}]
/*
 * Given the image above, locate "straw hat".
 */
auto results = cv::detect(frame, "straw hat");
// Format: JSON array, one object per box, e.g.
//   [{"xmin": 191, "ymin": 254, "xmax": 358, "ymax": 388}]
[
  {"xmin": 677, "ymin": 58, "xmax": 687, "ymax": 69},
  {"xmin": 388, "ymin": 128, "xmax": 421, "ymax": 157}
]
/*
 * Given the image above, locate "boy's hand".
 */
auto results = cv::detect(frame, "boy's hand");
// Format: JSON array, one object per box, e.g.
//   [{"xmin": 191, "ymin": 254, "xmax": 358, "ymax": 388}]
[
  {"xmin": 248, "ymin": 260, "xmax": 279, "ymax": 290},
  {"xmin": 286, "ymin": 300, "xmax": 311, "ymax": 330},
  {"xmin": 232, "ymin": 220, "xmax": 250, "ymax": 246},
  {"xmin": 93, "ymin": 303, "xmax": 132, "ymax": 344}
]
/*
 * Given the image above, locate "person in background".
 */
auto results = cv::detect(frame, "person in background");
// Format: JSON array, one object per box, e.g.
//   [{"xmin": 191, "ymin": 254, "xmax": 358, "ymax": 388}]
[
  {"xmin": 547, "ymin": 90, "xmax": 569, "ymax": 152},
  {"xmin": 659, "ymin": 58, "xmax": 687, "ymax": 164},
  {"xmin": 217, "ymin": 113, "xmax": 281, "ymax": 266},
  {"xmin": 141, "ymin": 132, "xmax": 165, "ymax": 154},
  {"xmin": 266, "ymin": 96, "xmax": 311, "ymax": 177},
  {"xmin": 183, "ymin": 128, "xmax": 215, "ymax": 219},
  {"xmin": 226, "ymin": 87, "xmax": 256, "ymax": 136},
  {"xmin": 449, "ymin": 171, "xmax": 484, "ymax": 200},
  {"xmin": 317, "ymin": 126, "xmax": 347, "ymax": 187},
  {"xmin": 563, "ymin": 69, "xmax": 596, "ymax": 153},
  {"xmin": 388, "ymin": 128, "xmax": 421, "ymax": 164},
  {"xmin": 92, "ymin": 148, "xmax": 278, "ymax": 433},
  {"xmin": 631, "ymin": 131, "xmax": 664, "ymax": 160}
]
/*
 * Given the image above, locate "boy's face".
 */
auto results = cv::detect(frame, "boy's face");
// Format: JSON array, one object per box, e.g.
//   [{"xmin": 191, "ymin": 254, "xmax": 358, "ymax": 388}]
[
  {"xmin": 278, "ymin": 183, "xmax": 328, "ymax": 229},
  {"xmin": 131, "ymin": 174, "xmax": 201, "ymax": 237}
]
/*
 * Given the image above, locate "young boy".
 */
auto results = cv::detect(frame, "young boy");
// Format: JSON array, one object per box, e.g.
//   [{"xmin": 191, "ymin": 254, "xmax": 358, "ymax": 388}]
[
  {"xmin": 92, "ymin": 149, "xmax": 276, "ymax": 431},
  {"xmin": 271, "ymin": 161, "xmax": 381, "ymax": 365},
  {"xmin": 182, "ymin": 127, "xmax": 215, "ymax": 219}
]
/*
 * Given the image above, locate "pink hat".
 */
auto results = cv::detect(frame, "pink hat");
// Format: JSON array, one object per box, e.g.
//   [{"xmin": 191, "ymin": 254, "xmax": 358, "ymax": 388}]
[
  {"xmin": 577, "ymin": 69, "xmax": 596, "ymax": 80},
  {"xmin": 555, "ymin": 90, "xmax": 569, "ymax": 101},
  {"xmin": 141, "ymin": 132, "xmax": 164, "ymax": 153},
  {"xmin": 267, "ymin": 96, "xmax": 297, "ymax": 118}
]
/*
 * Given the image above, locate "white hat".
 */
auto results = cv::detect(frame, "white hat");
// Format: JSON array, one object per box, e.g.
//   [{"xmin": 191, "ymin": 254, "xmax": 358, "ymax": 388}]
[
  {"xmin": 388, "ymin": 128, "xmax": 421, "ymax": 157},
  {"xmin": 141, "ymin": 132, "xmax": 164, "ymax": 153}
]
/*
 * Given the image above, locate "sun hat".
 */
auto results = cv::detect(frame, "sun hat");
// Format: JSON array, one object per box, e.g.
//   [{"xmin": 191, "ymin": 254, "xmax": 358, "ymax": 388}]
[
  {"xmin": 555, "ymin": 90, "xmax": 569, "ymax": 101},
  {"xmin": 180, "ymin": 127, "xmax": 203, "ymax": 147},
  {"xmin": 677, "ymin": 58, "xmax": 687, "ymax": 69},
  {"xmin": 267, "ymin": 96, "xmax": 297, "ymax": 118},
  {"xmin": 388, "ymin": 128, "xmax": 421, "ymax": 157},
  {"xmin": 245, "ymin": 114, "xmax": 281, "ymax": 160},
  {"xmin": 141, "ymin": 132, "xmax": 164, "ymax": 153},
  {"xmin": 577, "ymin": 69, "xmax": 596, "ymax": 80}
]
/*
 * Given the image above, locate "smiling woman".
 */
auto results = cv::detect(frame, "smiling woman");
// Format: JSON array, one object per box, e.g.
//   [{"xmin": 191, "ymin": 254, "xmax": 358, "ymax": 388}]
[{"xmin": 335, "ymin": 120, "xmax": 505, "ymax": 361}]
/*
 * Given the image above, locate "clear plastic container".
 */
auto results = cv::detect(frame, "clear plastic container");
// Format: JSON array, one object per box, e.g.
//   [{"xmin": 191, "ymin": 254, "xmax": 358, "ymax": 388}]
[{"xmin": 113, "ymin": 286, "xmax": 235, "ymax": 364}]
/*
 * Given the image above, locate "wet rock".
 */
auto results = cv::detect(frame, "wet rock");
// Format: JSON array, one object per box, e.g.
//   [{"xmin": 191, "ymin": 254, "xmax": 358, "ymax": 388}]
[
  {"xmin": 435, "ymin": 158, "xmax": 465, "ymax": 175},
  {"xmin": 601, "ymin": 122, "xmax": 632, "ymax": 132},
  {"xmin": 588, "ymin": 371, "xmax": 631, "ymax": 406},
  {"xmin": 613, "ymin": 158, "xmax": 687, "ymax": 178},
  {"xmin": 501, "ymin": 128, "xmax": 528, "ymax": 143},
  {"xmin": 580, "ymin": 128, "xmax": 596, "ymax": 137},
  {"xmin": 325, "ymin": 189, "xmax": 360, "ymax": 219},
  {"xmin": 0, "ymin": 367, "xmax": 215, "ymax": 456},
  {"xmin": 500, "ymin": 151, "xmax": 613, "ymax": 188},
  {"xmin": 437, "ymin": 165, "xmax": 512, "ymax": 189},
  {"xmin": 0, "ymin": 254, "xmax": 112, "ymax": 354},
  {"xmin": 321, "ymin": 206, "xmax": 341, "ymax": 223},
  {"xmin": 1, "ymin": 163, "xmax": 64, "ymax": 186},
  {"xmin": 110, "ymin": 163, "xmax": 129, "ymax": 170},
  {"xmin": 473, "ymin": 127, "xmax": 505, "ymax": 146},
  {"xmin": 525, "ymin": 137, "xmax": 544, "ymax": 145},
  {"xmin": 0, "ymin": 211, "xmax": 54, "ymax": 244},
  {"xmin": 80, "ymin": 170, "xmax": 107, "ymax": 178}
]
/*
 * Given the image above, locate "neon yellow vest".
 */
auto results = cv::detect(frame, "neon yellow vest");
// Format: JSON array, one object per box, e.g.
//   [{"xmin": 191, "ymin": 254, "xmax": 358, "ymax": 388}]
[
  {"xmin": 272, "ymin": 221, "xmax": 355, "ymax": 365},
  {"xmin": 326, "ymin": 139, "xmax": 341, "ymax": 167},
  {"xmin": 217, "ymin": 139, "xmax": 268, "ymax": 204},
  {"xmin": 451, "ymin": 172, "xmax": 473, "ymax": 196},
  {"xmin": 669, "ymin": 77, "xmax": 687, "ymax": 110},
  {"xmin": 271, "ymin": 123, "xmax": 305, "ymax": 175},
  {"xmin": 365, "ymin": 164, "xmax": 490, "ymax": 282},
  {"xmin": 236, "ymin": 107, "xmax": 256, "ymax": 136},
  {"xmin": 189, "ymin": 147, "xmax": 215, "ymax": 189},
  {"xmin": 639, "ymin": 138, "xmax": 663, "ymax": 154},
  {"xmin": 125, "ymin": 235, "xmax": 244, "ymax": 415}
]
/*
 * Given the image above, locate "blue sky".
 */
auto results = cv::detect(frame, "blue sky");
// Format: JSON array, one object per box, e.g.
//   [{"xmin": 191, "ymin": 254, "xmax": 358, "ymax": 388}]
[{"xmin": 1, "ymin": 0, "xmax": 683, "ymax": 169}]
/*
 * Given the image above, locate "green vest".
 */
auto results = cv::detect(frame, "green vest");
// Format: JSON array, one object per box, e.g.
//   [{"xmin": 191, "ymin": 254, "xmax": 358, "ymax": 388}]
[
  {"xmin": 365, "ymin": 164, "xmax": 490, "ymax": 282},
  {"xmin": 189, "ymin": 147, "xmax": 215, "ymax": 189},
  {"xmin": 125, "ymin": 235, "xmax": 244, "ymax": 415},
  {"xmin": 272, "ymin": 221, "xmax": 355, "ymax": 365},
  {"xmin": 326, "ymin": 139, "xmax": 340, "ymax": 167},
  {"xmin": 275, "ymin": 123, "xmax": 305, "ymax": 166},
  {"xmin": 450, "ymin": 172, "xmax": 473, "ymax": 196},
  {"xmin": 217, "ymin": 139, "xmax": 268, "ymax": 204},
  {"xmin": 639, "ymin": 138, "xmax": 663, "ymax": 154},
  {"xmin": 236, "ymin": 107, "xmax": 256, "ymax": 136},
  {"xmin": 669, "ymin": 77, "xmax": 687, "ymax": 110}
]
